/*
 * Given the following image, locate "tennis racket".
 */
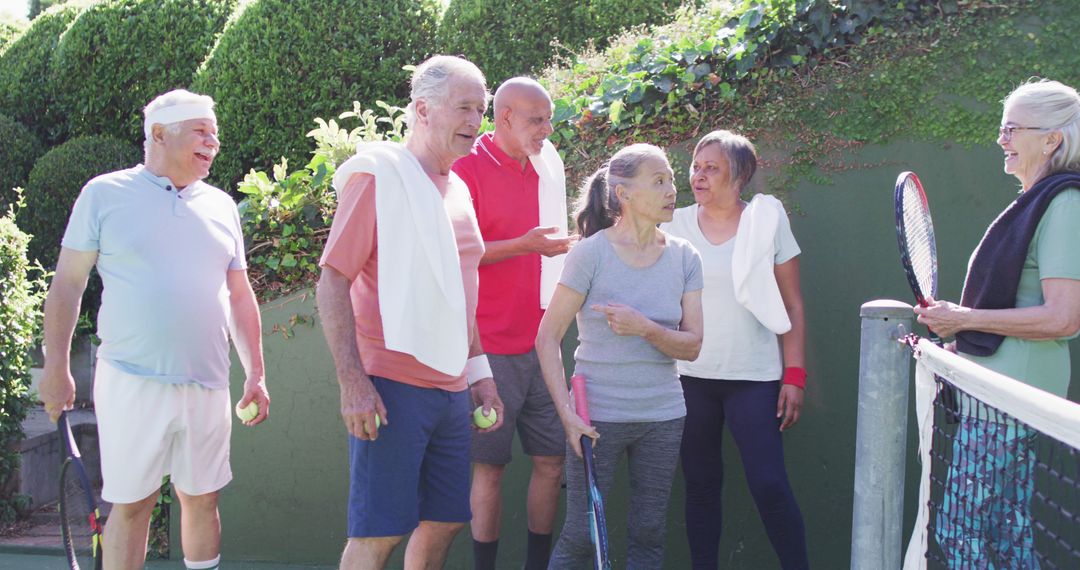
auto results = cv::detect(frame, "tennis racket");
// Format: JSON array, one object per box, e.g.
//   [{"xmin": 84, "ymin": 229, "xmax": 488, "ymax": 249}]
[
  {"xmin": 570, "ymin": 374, "xmax": 612, "ymax": 570},
  {"xmin": 894, "ymin": 171, "xmax": 959, "ymax": 421},
  {"xmin": 58, "ymin": 411, "xmax": 104, "ymax": 570}
]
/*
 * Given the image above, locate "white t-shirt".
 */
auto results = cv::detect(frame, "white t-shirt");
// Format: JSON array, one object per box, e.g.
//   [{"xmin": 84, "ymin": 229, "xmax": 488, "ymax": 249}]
[
  {"xmin": 62, "ymin": 165, "xmax": 246, "ymax": 389},
  {"xmin": 660, "ymin": 203, "xmax": 800, "ymax": 381}
]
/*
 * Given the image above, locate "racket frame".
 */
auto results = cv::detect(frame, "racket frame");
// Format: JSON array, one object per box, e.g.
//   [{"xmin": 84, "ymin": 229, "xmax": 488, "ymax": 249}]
[
  {"xmin": 894, "ymin": 170, "xmax": 939, "ymax": 308},
  {"xmin": 58, "ymin": 411, "xmax": 104, "ymax": 570},
  {"xmin": 893, "ymin": 171, "xmax": 960, "ymax": 422},
  {"xmin": 571, "ymin": 375, "xmax": 612, "ymax": 570}
]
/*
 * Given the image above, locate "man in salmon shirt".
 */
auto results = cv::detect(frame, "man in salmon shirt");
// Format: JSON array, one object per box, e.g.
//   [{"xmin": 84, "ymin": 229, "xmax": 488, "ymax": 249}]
[
  {"xmin": 316, "ymin": 55, "xmax": 505, "ymax": 569},
  {"xmin": 452, "ymin": 77, "xmax": 572, "ymax": 570}
]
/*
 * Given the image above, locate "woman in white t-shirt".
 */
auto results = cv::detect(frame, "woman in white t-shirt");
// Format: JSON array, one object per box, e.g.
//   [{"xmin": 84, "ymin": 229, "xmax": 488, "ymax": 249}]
[{"xmin": 660, "ymin": 130, "xmax": 809, "ymax": 569}]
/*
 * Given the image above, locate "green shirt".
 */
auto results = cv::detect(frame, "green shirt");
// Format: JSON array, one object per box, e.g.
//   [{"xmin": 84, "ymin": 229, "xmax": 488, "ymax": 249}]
[{"xmin": 964, "ymin": 189, "xmax": 1080, "ymax": 397}]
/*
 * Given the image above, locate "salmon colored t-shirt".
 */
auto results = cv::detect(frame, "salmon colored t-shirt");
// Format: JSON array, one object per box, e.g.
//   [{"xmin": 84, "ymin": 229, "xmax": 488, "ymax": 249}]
[{"xmin": 319, "ymin": 172, "xmax": 484, "ymax": 392}]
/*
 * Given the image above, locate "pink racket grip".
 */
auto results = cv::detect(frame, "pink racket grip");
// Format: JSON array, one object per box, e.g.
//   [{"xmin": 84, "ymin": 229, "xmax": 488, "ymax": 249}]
[{"xmin": 571, "ymin": 374, "xmax": 591, "ymax": 426}]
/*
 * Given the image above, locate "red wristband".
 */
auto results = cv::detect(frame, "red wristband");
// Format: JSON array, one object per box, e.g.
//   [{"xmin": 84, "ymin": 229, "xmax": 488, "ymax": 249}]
[{"xmin": 782, "ymin": 367, "xmax": 807, "ymax": 389}]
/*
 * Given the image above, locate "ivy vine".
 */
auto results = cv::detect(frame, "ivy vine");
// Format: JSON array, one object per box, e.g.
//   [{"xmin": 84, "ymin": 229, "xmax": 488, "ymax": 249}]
[{"xmin": 541, "ymin": 0, "xmax": 1042, "ymax": 201}]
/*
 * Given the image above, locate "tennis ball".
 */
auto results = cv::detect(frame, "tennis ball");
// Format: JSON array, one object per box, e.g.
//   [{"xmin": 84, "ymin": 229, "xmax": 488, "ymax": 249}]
[
  {"xmin": 235, "ymin": 401, "xmax": 258, "ymax": 422},
  {"xmin": 473, "ymin": 406, "xmax": 497, "ymax": 429},
  {"xmin": 362, "ymin": 414, "xmax": 382, "ymax": 435}
]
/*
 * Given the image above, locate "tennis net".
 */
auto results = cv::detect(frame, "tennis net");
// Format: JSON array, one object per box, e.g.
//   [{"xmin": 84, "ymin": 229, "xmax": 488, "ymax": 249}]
[{"xmin": 903, "ymin": 338, "xmax": 1080, "ymax": 569}]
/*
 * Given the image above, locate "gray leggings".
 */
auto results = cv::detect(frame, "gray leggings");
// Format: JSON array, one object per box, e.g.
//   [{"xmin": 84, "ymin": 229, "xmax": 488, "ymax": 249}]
[{"xmin": 549, "ymin": 417, "xmax": 684, "ymax": 570}]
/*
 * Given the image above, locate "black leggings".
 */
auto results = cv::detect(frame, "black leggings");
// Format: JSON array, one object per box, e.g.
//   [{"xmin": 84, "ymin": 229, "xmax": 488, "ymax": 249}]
[{"xmin": 680, "ymin": 376, "xmax": 809, "ymax": 569}]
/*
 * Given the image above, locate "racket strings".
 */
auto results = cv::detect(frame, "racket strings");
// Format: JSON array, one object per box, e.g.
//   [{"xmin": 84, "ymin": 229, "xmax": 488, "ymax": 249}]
[
  {"xmin": 901, "ymin": 180, "xmax": 939, "ymax": 298},
  {"xmin": 60, "ymin": 461, "xmax": 97, "ymax": 564}
]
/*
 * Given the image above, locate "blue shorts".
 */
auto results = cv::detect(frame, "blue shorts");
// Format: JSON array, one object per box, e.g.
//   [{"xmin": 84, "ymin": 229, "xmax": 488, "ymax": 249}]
[{"xmin": 347, "ymin": 376, "xmax": 472, "ymax": 537}]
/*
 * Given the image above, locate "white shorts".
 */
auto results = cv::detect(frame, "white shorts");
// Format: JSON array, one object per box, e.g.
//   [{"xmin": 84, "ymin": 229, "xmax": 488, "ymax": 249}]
[{"xmin": 94, "ymin": 359, "xmax": 233, "ymax": 504}]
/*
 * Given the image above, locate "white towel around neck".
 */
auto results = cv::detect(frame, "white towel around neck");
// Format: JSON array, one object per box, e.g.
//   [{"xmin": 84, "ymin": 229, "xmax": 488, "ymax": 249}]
[
  {"xmin": 529, "ymin": 139, "xmax": 568, "ymax": 309},
  {"xmin": 732, "ymin": 194, "xmax": 792, "ymax": 334},
  {"xmin": 331, "ymin": 141, "xmax": 469, "ymax": 376}
]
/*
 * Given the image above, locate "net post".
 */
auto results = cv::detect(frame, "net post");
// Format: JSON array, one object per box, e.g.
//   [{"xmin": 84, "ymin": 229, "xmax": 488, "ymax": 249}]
[{"xmin": 851, "ymin": 299, "xmax": 913, "ymax": 570}]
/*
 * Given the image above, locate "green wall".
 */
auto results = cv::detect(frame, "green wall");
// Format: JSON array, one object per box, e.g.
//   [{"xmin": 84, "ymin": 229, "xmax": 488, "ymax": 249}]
[{"xmin": 210, "ymin": 136, "xmax": 1079, "ymax": 568}]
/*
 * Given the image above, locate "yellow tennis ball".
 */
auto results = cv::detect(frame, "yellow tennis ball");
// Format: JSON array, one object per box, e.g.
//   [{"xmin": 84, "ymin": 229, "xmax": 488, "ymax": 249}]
[
  {"xmin": 473, "ymin": 406, "xmax": 497, "ymax": 429},
  {"xmin": 236, "ymin": 401, "xmax": 258, "ymax": 422},
  {"xmin": 363, "ymin": 414, "xmax": 382, "ymax": 435}
]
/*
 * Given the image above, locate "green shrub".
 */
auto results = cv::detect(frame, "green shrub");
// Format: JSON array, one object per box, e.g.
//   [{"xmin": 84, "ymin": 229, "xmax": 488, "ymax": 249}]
[
  {"xmin": 30, "ymin": 1, "xmax": 68, "ymax": 20},
  {"xmin": 587, "ymin": 0, "xmax": 698, "ymax": 45},
  {"xmin": 0, "ymin": 204, "xmax": 46, "ymax": 524},
  {"xmin": 49, "ymin": 0, "xmax": 237, "ymax": 146},
  {"xmin": 0, "ymin": 2, "xmax": 84, "ymax": 142},
  {"xmin": 0, "ymin": 114, "xmax": 44, "ymax": 210},
  {"xmin": 21, "ymin": 135, "xmax": 141, "ymax": 269},
  {"xmin": 191, "ymin": 0, "xmax": 441, "ymax": 191},
  {"xmin": 239, "ymin": 101, "xmax": 408, "ymax": 300},
  {"xmin": 0, "ymin": 16, "xmax": 27, "ymax": 53},
  {"xmin": 437, "ymin": 0, "xmax": 697, "ymax": 88},
  {"xmin": 437, "ymin": 0, "xmax": 582, "ymax": 88}
]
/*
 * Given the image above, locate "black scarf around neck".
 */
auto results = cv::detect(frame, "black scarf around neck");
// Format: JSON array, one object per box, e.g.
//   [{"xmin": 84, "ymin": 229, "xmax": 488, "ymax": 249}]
[{"xmin": 956, "ymin": 171, "xmax": 1080, "ymax": 356}]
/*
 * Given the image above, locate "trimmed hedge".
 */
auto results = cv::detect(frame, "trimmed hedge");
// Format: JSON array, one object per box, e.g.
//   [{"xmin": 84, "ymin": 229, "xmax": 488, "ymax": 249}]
[
  {"xmin": 49, "ymin": 0, "xmax": 237, "ymax": 146},
  {"xmin": 191, "ymin": 0, "xmax": 441, "ymax": 190},
  {"xmin": 0, "ymin": 16, "xmax": 26, "ymax": 53},
  {"xmin": 0, "ymin": 114, "xmax": 44, "ymax": 210},
  {"xmin": 21, "ymin": 135, "xmax": 141, "ymax": 269},
  {"xmin": 437, "ymin": 0, "xmax": 582, "ymax": 88},
  {"xmin": 0, "ymin": 210, "xmax": 43, "ymax": 524},
  {"xmin": 587, "ymin": 0, "xmax": 695, "ymax": 45},
  {"xmin": 0, "ymin": 2, "xmax": 83, "ymax": 143},
  {"xmin": 437, "ymin": 0, "xmax": 697, "ymax": 87}
]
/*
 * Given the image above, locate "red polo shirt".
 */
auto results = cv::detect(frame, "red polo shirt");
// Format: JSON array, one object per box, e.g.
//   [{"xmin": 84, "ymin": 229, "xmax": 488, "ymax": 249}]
[{"xmin": 452, "ymin": 133, "xmax": 544, "ymax": 355}]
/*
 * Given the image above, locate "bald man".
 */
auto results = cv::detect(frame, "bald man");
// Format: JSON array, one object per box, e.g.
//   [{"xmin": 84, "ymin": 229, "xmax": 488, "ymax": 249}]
[{"xmin": 451, "ymin": 78, "xmax": 572, "ymax": 570}]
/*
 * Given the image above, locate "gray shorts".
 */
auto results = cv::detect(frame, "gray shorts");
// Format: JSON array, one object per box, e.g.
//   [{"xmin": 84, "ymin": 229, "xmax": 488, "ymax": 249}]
[{"xmin": 471, "ymin": 350, "xmax": 566, "ymax": 464}]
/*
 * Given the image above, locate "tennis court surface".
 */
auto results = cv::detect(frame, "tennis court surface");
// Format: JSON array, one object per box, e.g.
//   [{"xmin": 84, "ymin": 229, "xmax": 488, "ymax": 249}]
[{"xmin": 0, "ymin": 549, "xmax": 333, "ymax": 569}]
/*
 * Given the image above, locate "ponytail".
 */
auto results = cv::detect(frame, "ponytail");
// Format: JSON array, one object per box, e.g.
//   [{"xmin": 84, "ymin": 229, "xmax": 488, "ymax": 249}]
[
  {"xmin": 573, "ymin": 143, "xmax": 670, "ymax": 238},
  {"xmin": 574, "ymin": 165, "xmax": 620, "ymax": 238}
]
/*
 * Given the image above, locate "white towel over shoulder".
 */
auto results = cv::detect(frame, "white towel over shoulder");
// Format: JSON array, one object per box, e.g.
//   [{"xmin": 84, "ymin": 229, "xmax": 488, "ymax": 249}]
[
  {"xmin": 732, "ymin": 194, "xmax": 791, "ymax": 334},
  {"xmin": 332, "ymin": 141, "xmax": 470, "ymax": 376},
  {"xmin": 529, "ymin": 139, "xmax": 568, "ymax": 309}
]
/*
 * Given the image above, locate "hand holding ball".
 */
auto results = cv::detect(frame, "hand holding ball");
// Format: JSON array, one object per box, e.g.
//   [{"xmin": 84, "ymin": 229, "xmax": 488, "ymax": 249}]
[
  {"xmin": 236, "ymin": 401, "xmax": 259, "ymax": 422},
  {"xmin": 473, "ymin": 406, "xmax": 497, "ymax": 429}
]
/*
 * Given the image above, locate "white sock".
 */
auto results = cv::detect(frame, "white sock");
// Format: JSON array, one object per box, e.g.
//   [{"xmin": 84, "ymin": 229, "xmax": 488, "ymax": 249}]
[{"xmin": 184, "ymin": 554, "xmax": 221, "ymax": 569}]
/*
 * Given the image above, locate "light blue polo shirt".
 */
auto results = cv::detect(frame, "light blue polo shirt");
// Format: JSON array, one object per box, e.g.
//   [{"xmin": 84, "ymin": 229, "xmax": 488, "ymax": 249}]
[{"xmin": 62, "ymin": 165, "xmax": 247, "ymax": 389}]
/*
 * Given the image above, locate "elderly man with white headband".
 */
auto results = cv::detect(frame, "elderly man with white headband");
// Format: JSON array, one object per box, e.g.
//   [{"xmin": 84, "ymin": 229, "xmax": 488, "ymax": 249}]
[
  {"xmin": 40, "ymin": 88, "xmax": 269, "ymax": 570},
  {"xmin": 317, "ymin": 55, "xmax": 504, "ymax": 569}
]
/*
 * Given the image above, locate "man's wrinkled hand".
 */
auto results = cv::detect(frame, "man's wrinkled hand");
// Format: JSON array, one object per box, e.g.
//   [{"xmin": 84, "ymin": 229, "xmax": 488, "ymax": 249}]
[
  {"xmin": 340, "ymin": 373, "xmax": 387, "ymax": 440},
  {"xmin": 521, "ymin": 226, "xmax": 573, "ymax": 258},
  {"xmin": 469, "ymin": 377, "xmax": 505, "ymax": 433}
]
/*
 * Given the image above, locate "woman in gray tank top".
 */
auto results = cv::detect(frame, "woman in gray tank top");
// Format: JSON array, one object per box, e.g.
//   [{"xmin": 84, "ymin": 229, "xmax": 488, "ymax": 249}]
[{"xmin": 535, "ymin": 143, "xmax": 704, "ymax": 568}]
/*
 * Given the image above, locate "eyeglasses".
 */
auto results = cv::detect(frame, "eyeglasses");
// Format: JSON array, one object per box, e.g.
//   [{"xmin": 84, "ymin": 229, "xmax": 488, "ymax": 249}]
[{"xmin": 998, "ymin": 125, "xmax": 1048, "ymax": 142}]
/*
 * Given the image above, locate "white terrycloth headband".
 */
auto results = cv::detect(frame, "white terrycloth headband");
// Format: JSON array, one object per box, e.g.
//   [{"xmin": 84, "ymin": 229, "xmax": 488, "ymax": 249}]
[{"xmin": 144, "ymin": 102, "xmax": 216, "ymax": 138}]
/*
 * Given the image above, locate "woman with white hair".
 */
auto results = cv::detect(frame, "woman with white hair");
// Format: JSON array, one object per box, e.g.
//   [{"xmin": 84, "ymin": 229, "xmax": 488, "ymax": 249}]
[
  {"xmin": 915, "ymin": 79, "xmax": 1080, "ymax": 566},
  {"xmin": 536, "ymin": 143, "xmax": 703, "ymax": 568}
]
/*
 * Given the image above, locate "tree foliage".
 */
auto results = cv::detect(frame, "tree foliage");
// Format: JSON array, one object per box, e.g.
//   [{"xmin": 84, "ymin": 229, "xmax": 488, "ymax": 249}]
[
  {"xmin": 191, "ymin": 0, "xmax": 440, "ymax": 190},
  {"xmin": 49, "ymin": 0, "xmax": 236, "ymax": 146},
  {"xmin": 438, "ymin": 0, "xmax": 697, "ymax": 87},
  {"xmin": 0, "ymin": 114, "xmax": 44, "ymax": 211},
  {"xmin": 0, "ymin": 2, "xmax": 83, "ymax": 142},
  {"xmin": 0, "ymin": 204, "xmax": 45, "ymax": 524}
]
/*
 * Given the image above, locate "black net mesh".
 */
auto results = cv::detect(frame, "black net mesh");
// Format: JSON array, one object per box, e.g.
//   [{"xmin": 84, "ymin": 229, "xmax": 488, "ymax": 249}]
[{"xmin": 924, "ymin": 377, "xmax": 1080, "ymax": 568}]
